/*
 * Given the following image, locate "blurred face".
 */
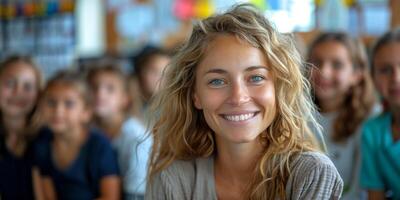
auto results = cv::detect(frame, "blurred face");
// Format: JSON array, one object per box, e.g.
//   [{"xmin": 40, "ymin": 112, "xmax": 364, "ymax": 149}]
[
  {"xmin": 90, "ymin": 72, "xmax": 128, "ymax": 119},
  {"xmin": 193, "ymin": 35, "xmax": 276, "ymax": 145},
  {"xmin": 310, "ymin": 41, "xmax": 359, "ymax": 106},
  {"xmin": 0, "ymin": 62, "xmax": 39, "ymax": 119},
  {"xmin": 373, "ymin": 42, "xmax": 400, "ymax": 110},
  {"xmin": 42, "ymin": 83, "xmax": 90, "ymax": 134},
  {"xmin": 140, "ymin": 55, "xmax": 170, "ymax": 98}
]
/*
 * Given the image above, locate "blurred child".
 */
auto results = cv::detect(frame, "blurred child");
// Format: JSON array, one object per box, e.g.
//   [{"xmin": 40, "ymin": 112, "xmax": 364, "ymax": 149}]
[
  {"xmin": 33, "ymin": 71, "xmax": 120, "ymax": 199},
  {"xmin": 308, "ymin": 32, "xmax": 376, "ymax": 200},
  {"xmin": 360, "ymin": 28, "xmax": 400, "ymax": 200},
  {"xmin": 133, "ymin": 46, "xmax": 171, "ymax": 108},
  {"xmin": 88, "ymin": 63, "xmax": 150, "ymax": 199},
  {"xmin": 0, "ymin": 55, "xmax": 42, "ymax": 200}
]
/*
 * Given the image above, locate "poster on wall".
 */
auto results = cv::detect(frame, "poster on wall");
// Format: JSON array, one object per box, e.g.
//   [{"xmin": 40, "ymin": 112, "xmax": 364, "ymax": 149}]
[{"xmin": 106, "ymin": 0, "xmax": 245, "ymax": 53}]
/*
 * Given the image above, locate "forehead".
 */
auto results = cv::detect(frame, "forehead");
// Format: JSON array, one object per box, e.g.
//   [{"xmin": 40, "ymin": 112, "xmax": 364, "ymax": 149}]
[
  {"xmin": 311, "ymin": 40, "xmax": 350, "ymax": 59},
  {"xmin": 374, "ymin": 42, "xmax": 400, "ymax": 64},
  {"xmin": 45, "ymin": 82, "xmax": 83, "ymax": 99},
  {"xmin": 197, "ymin": 34, "xmax": 268, "ymax": 73},
  {"xmin": 92, "ymin": 70, "xmax": 123, "ymax": 82},
  {"xmin": 1, "ymin": 62, "xmax": 37, "ymax": 79}
]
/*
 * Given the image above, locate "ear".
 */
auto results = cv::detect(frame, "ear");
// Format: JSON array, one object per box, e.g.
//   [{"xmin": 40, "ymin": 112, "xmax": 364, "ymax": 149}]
[{"xmin": 193, "ymin": 91, "xmax": 202, "ymax": 109}]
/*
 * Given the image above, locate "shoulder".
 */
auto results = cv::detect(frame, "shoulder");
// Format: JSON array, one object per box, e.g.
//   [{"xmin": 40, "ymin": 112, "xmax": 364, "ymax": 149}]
[
  {"xmin": 287, "ymin": 151, "xmax": 343, "ymax": 199},
  {"xmin": 147, "ymin": 157, "xmax": 213, "ymax": 199},
  {"xmin": 363, "ymin": 112, "xmax": 390, "ymax": 131},
  {"xmin": 291, "ymin": 151, "xmax": 338, "ymax": 174},
  {"xmin": 157, "ymin": 159, "xmax": 198, "ymax": 185},
  {"xmin": 121, "ymin": 117, "xmax": 147, "ymax": 138},
  {"xmin": 361, "ymin": 112, "xmax": 390, "ymax": 142},
  {"xmin": 32, "ymin": 128, "xmax": 52, "ymax": 157},
  {"xmin": 86, "ymin": 129, "xmax": 114, "ymax": 153}
]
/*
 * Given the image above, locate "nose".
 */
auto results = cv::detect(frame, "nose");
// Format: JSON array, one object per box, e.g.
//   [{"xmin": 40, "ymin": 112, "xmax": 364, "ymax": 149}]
[
  {"xmin": 227, "ymin": 80, "xmax": 250, "ymax": 106},
  {"xmin": 12, "ymin": 82, "xmax": 24, "ymax": 96},
  {"xmin": 319, "ymin": 62, "xmax": 332, "ymax": 78},
  {"xmin": 393, "ymin": 65, "xmax": 400, "ymax": 83}
]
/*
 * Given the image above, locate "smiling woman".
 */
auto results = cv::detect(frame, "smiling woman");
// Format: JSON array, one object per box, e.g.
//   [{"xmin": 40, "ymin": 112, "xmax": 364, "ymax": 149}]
[{"xmin": 146, "ymin": 4, "xmax": 343, "ymax": 200}]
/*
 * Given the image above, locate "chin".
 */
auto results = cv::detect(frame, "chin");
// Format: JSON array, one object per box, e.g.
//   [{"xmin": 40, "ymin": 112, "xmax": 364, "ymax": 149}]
[{"xmin": 228, "ymin": 133, "xmax": 260, "ymax": 144}]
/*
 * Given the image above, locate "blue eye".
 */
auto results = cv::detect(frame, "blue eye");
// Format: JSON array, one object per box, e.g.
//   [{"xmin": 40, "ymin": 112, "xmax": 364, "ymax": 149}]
[
  {"xmin": 208, "ymin": 79, "xmax": 225, "ymax": 87},
  {"xmin": 250, "ymin": 75, "xmax": 264, "ymax": 83}
]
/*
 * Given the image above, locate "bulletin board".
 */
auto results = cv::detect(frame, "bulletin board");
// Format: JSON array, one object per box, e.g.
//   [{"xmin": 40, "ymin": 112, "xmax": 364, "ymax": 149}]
[{"xmin": 0, "ymin": 0, "xmax": 76, "ymax": 79}]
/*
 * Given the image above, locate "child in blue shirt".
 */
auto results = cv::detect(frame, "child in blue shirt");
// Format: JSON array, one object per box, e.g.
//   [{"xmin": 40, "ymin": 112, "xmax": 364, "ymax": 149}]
[
  {"xmin": 33, "ymin": 71, "xmax": 120, "ymax": 199},
  {"xmin": 360, "ymin": 28, "xmax": 400, "ymax": 199}
]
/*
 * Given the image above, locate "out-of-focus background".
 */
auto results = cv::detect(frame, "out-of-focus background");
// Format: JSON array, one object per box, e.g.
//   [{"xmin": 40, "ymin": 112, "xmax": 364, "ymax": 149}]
[{"xmin": 0, "ymin": 0, "xmax": 398, "ymax": 78}]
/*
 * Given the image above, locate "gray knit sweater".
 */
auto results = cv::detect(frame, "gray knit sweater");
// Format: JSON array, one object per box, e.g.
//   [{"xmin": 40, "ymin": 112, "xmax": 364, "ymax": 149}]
[{"xmin": 145, "ymin": 152, "xmax": 343, "ymax": 200}]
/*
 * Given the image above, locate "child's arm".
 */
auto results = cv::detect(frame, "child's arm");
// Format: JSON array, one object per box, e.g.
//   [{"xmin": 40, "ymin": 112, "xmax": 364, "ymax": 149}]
[
  {"xmin": 32, "ymin": 167, "xmax": 56, "ymax": 200},
  {"xmin": 367, "ymin": 190, "xmax": 385, "ymax": 200},
  {"xmin": 97, "ymin": 175, "xmax": 121, "ymax": 200},
  {"xmin": 32, "ymin": 167, "xmax": 44, "ymax": 200}
]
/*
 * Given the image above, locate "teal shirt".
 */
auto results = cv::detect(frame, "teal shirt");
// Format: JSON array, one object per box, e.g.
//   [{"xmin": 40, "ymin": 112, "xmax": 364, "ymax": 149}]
[{"xmin": 360, "ymin": 112, "xmax": 400, "ymax": 199}]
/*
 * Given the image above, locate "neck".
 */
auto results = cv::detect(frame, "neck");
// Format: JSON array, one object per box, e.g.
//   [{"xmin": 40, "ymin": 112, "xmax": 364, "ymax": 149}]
[
  {"xmin": 2, "ymin": 115, "xmax": 26, "ymax": 135},
  {"xmin": 53, "ymin": 126, "xmax": 88, "ymax": 146},
  {"xmin": 2, "ymin": 115, "xmax": 27, "ymax": 156},
  {"xmin": 97, "ymin": 113, "xmax": 124, "ymax": 139},
  {"xmin": 215, "ymin": 138, "xmax": 263, "ymax": 185}
]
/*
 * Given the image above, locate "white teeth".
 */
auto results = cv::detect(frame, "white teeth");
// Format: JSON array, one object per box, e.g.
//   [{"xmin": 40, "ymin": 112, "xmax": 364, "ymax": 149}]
[{"xmin": 224, "ymin": 113, "xmax": 255, "ymax": 122}]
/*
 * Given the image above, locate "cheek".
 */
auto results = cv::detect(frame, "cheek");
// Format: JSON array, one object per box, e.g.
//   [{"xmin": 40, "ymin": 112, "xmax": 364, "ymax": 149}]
[
  {"xmin": 374, "ymin": 79, "xmax": 389, "ymax": 95},
  {"xmin": 197, "ymin": 89, "xmax": 227, "ymax": 111},
  {"xmin": 253, "ymin": 84, "xmax": 276, "ymax": 118}
]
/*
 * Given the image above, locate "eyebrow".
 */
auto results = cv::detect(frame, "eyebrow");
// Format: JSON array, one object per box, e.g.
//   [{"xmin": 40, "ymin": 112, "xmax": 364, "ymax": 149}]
[{"xmin": 205, "ymin": 66, "xmax": 269, "ymax": 74}]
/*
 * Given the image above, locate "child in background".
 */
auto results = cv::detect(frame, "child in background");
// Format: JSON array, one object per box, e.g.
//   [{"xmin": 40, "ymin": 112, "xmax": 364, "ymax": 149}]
[
  {"xmin": 33, "ymin": 71, "xmax": 120, "ymax": 200},
  {"xmin": 360, "ymin": 28, "xmax": 400, "ymax": 200},
  {"xmin": 133, "ymin": 46, "xmax": 171, "ymax": 108},
  {"xmin": 308, "ymin": 32, "xmax": 376, "ymax": 200},
  {"xmin": 88, "ymin": 63, "xmax": 150, "ymax": 199},
  {"xmin": 0, "ymin": 55, "xmax": 42, "ymax": 200}
]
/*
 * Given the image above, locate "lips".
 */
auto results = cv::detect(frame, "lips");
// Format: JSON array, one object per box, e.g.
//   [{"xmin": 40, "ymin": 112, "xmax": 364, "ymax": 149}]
[{"xmin": 221, "ymin": 112, "xmax": 258, "ymax": 122}]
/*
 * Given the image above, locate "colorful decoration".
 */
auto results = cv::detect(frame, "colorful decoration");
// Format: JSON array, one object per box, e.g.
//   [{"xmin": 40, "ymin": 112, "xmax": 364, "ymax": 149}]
[
  {"xmin": 173, "ymin": 0, "xmax": 195, "ymax": 20},
  {"xmin": 0, "ymin": 0, "xmax": 74, "ymax": 19},
  {"xmin": 194, "ymin": 0, "xmax": 214, "ymax": 19},
  {"xmin": 250, "ymin": 0, "xmax": 267, "ymax": 10}
]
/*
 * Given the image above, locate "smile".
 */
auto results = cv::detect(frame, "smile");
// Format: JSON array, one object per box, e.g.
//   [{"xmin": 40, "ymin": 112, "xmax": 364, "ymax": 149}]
[{"xmin": 222, "ymin": 112, "xmax": 257, "ymax": 122}]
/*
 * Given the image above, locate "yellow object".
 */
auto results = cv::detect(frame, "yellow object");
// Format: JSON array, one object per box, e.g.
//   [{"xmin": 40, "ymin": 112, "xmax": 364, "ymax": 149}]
[
  {"xmin": 315, "ymin": 0, "xmax": 325, "ymax": 7},
  {"xmin": 250, "ymin": 0, "xmax": 266, "ymax": 10},
  {"xmin": 343, "ymin": 0, "xmax": 355, "ymax": 7},
  {"xmin": 195, "ymin": 0, "xmax": 214, "ymax": 19}
]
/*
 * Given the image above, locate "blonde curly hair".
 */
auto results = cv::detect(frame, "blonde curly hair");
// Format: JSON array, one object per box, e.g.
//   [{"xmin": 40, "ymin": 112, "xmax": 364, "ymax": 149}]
[{"xmin": 148, "ymin": 4, "xmax": 320, "ymax": 199}]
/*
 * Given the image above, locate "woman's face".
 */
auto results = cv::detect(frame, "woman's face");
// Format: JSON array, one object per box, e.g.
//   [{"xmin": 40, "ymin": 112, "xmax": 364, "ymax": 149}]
[
  {"xmin": 373, "ymin": 42, "xmax": 400, "ymax": 110},
  {"xmin": 0, "ymin": 62, "xmax": 39, "ymax": 119},
  {"xmin": 193, "ymin": 35, "xmax": 276, "ymax": 145},
  {"xmin": 309, "ymin": 41, "xmax": 359, "ymax": 107}
]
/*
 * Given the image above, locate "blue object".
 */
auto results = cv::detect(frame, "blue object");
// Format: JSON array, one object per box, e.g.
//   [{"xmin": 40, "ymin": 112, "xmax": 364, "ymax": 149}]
[
  {"xmin": 33, "ymin": 128, "xmax": 120, "ymax": 200},
  {"xmin": 360, "ymin": 112, "xmax": 400, "ymax": 200},
  {"xmin": 0, "ymin": 135, "xmax": 34, "ymax": 200}
]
